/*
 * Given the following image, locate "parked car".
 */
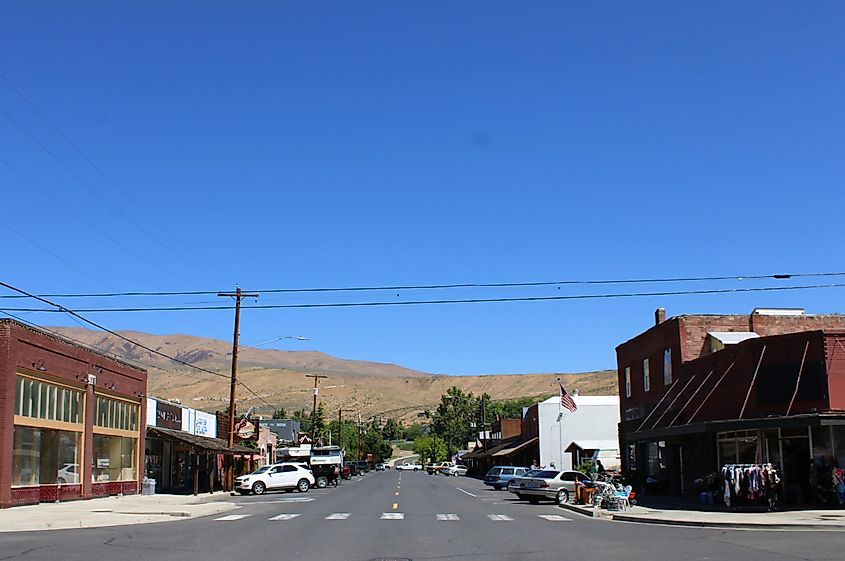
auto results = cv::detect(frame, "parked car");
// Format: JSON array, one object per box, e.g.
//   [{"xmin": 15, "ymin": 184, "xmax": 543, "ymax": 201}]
[
  {"xmin": 344, "ymin": 461, "xmax": 360, "ymax": 476},
  {"xmin": 511, "ymin": 469, "xmax": 591, "ymax": 504},
  {"xmin": 484, "ymin": 466, "xmax": 530, "ymax": 490},
  {"xmin": 442, "ymin": 464, "xmax": 468, "ymax": 476},
  {"xmin": 375, "ymin": 463, "xmax": 386, "ymax": 471},
  {"xmin": 341, "ymin": 465, "xmax": 352, "ymax": 479},
  {"xmin": 426, "ymin": 461, "xmax": 450, "ymax": 475},
  {"xmin": 235, "ymin": 463, "xmax": 315, "ymax": 495},
  {"xmin": 354, "ymin": 461, "xmax": 371, "ymax": 473},
  {"xmin": 507, "ymin": 468, "xmax": 543, "ymax": 493},
  {"xmin": 396, "ymin": 462, "xmax": 423, "ymax": 471}
]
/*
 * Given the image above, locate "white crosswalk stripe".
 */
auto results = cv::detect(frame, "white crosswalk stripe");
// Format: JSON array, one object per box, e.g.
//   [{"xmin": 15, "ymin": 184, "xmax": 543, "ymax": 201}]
[
  {"xmin": 487, "ymin": 514, "xmax": 514, "ymax": 521},
  {"xmin": 325, "ymin": 513, "xmax": 351, "ymax": 520},
  {"xmin": 215, "ymin": 514, "xmax": 252, "ymax": 521},
  {"xmin": 436, "ymin": 513, "xmax": 460, "ymax": 521},
  {"xmin": 380, "ymin": 512, "xmax": 404, "ymax": 520},
  {"xmin": 537, "ymin": 514, "xmax": 571, "ymax": 522},
  {"xmin": 268, "ymin": 513, "xmax": 301, "ymax": 521}
]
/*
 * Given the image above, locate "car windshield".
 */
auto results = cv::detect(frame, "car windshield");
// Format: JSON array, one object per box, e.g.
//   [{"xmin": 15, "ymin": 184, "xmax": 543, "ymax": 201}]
[
  {"xmin": 534, "ymin": 470, "xmax": 560, "ymax": 479},
  {"xmin": 251, "ymin": 466, "xmax": 272, "ymax": 475}
]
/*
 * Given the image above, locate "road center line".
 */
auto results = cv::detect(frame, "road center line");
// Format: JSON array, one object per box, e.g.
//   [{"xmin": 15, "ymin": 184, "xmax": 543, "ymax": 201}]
[
  {"xmin": 392, "ymin": 502, "xmax": 399, "ymax": 510},
  {"xmin": 456, "ymin": 487, "xmax": 477, "ymax": 497}
]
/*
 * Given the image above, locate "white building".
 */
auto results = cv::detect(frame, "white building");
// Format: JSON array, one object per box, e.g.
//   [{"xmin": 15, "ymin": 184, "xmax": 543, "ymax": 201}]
[{"xmin": 537, "ymin": 394, "xmax": 620, "ymax": 471}]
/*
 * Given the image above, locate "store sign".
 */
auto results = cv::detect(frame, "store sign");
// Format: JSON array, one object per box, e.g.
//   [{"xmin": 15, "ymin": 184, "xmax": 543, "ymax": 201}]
[
  {"xmin": 216, "ymin": 412, "xmax": 259, "ymax": 442},
  {"xmin": 156, "ymin": 401, "xmax": 182, "ymax": 430},
  {"xmin": 623, "ymin": 406, "xmax": 645, "ymax": 422}
]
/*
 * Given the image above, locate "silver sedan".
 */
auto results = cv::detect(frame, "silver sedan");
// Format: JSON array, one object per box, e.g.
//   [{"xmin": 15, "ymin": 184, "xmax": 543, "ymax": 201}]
[{"xmin": 510, "ymin": 469, "xmax": 591, "ymax": 504}]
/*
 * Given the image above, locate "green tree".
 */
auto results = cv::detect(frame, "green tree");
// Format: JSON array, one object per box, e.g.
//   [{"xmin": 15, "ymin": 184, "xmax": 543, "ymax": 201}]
[
  {"xmin": 272, "ymin": 407, "xmax": 288, "ymax": 419},
  {"xmin": 401, "ymin": 423, "xmax": 428, "ymax": 441},
  {"xmin": 430, "ymin": 387, "xmax": 478, "ymax": 455},
  {"xmin": 382, "ymin": 418, "xmax": 402, "ymax": 440},
  {"xmin": 312, "ymin": 402, "xmax": 328, "ymax": 440},
  {"xmin": 413, "ymin": 435, "xmax": 448, "ymax": 464}
]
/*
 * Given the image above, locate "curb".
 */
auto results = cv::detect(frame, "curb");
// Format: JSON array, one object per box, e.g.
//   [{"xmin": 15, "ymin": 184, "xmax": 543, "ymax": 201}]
[
  {"xmin": 557, "ymin": 502, "xmax": 844, "ymax": 530},
  {"xmin": 609, "ymin": 513, "xmax": 844, "ymax": 530}
]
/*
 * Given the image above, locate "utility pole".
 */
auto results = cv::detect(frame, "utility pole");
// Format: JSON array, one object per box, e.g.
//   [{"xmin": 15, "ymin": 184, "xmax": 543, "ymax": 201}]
[
  {"xmin": 218, "ymin": 287, "xmax": 259, "ymax": 491},
  {"xmin": 337, "ymin": 407, "xmax": 351, "ymax": 451},
  {"xmin": 306, "ymin": 373, "xmax": 328, "ymax": 445}
]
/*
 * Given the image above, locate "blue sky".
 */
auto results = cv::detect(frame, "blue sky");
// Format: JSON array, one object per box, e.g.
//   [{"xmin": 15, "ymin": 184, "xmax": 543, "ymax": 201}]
[{"xmin": 1, "ymin": 2, "xmax": 844, "ymax": 375}]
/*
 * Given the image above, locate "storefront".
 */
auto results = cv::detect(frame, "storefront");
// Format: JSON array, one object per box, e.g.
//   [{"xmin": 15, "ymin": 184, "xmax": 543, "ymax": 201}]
[{"xmin": 1, "ymin": 320, "xmax": 146, "ymax": 508}]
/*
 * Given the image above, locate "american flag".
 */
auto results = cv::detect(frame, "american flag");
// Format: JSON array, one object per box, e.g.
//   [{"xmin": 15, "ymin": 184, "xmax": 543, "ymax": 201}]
[{"xmin": 559, "ymin": 383, "xmax": 577, "ymax": 413}]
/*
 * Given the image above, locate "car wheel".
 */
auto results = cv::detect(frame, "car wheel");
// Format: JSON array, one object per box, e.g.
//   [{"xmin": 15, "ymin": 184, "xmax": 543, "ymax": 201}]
[
  {"xmin": 555, "ymin": 489, "xmax": 570, "ymax": 505},
  {"xmin": 316, "ymin": 476, "xmax": 328, "ymax": 488},
  {"xmin": 252, "ymin": 481, "xmax": 266, "ymax": 495},
  {"xmin": 297, "ymin": 479, "xmax": 310, "ymax": 493}
]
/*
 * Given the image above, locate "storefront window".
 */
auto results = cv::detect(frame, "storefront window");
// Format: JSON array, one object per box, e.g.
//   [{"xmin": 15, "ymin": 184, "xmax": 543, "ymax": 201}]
[
  {"xmin": 718, "ymin": 430, "xmax": 759, "ymax": 464},
  {"xmin": 11, "ymin": 426, "xmax": 80, "ymax": 486},
  {"xmin": 14, "ymin": 375, "xmax": 82, "ymax": 423},
  {"xmin": 92, "ymin": 435, "xmax": 137, "ymax": 482},
  {"xmin": 95, "ymin": 395, "xmax": 139, "ymax": 431}
]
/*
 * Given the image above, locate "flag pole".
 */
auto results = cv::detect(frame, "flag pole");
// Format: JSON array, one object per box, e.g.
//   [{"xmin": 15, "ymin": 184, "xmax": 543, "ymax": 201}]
[{"xmin": 557, "ymin": 376, "xmax": 564, "ymax": 470}]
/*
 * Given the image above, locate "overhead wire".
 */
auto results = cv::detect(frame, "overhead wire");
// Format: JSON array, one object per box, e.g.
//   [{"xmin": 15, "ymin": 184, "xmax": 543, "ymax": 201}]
[
  {"xmin": 2, "ymin": 282, "xmax": 845, "ymax": 312},
  {"xmin": 0, "ymin": 280, "xmax": 275, "ymax": 409},
  {"xmin": 0, "ymin": 271, "xmax": 843, "ymax": 299},
  {"xmin": 0, "ymin": 71, "xmax": 225, "ymax": 282}
]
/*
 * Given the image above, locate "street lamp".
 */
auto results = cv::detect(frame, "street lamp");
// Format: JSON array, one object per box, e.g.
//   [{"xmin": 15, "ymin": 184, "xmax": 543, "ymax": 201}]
[{"xmin": 244, "ymin": 335, "xmax": 309, "ymax": 349}]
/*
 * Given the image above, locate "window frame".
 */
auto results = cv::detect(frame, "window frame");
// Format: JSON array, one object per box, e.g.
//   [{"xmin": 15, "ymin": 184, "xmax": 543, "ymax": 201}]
[
  {"xmin": 663, "ymin": 348, "xmax": 673, "ymax": 385},
  {"xmin": 624, "ymin": 367, "xmax": 631, "ymax": 398},
  {"xmin": 643, "ymin": 358, "xmax": 651, "ymax": 393}
]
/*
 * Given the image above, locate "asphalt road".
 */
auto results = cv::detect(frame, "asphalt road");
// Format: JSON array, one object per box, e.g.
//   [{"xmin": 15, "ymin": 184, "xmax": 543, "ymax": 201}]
[{"xmin": 2, "ymin": 471, "xmax": 844, "ymax": 561}]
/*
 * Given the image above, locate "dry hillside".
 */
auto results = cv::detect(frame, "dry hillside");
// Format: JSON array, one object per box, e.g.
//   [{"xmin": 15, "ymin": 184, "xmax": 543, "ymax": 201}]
[{"xmin": 50, "ymin": 327, "xmax": 617, "ymax": 423}]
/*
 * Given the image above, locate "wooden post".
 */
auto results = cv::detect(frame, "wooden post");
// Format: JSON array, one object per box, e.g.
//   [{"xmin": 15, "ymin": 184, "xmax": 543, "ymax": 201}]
[
  {"xmin": 209, "ymin": 454, "xmax": 214, "ymax": 494},
  {"xmin": 193, "ymin": 454, "xmax": 199, "ymax": 496}
]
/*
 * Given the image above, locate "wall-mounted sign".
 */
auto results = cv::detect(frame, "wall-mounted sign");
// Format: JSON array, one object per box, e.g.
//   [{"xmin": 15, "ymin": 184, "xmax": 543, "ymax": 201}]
[{"xmin": 156, "ymin": 401, "xmax": 182, "ymax": 429}]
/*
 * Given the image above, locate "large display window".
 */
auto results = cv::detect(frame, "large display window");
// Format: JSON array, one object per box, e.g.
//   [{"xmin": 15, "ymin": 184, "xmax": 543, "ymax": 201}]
[
  {"xmin": 92, "ymin": 435, "xmax": 137, "ymax": 482},
  {"xmin": 12, "ymin": 426, "xmax": 81, "ymax": 486}
]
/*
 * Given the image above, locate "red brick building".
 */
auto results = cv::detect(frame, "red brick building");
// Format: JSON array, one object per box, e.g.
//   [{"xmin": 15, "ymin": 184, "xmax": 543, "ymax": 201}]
[
  {"xmin": 0, "ymin": 320, "xmax": 147, "ymax": 508},
  {"xmin": 616, "ymin": 308, "xmax": 845, "ymax": 504}
]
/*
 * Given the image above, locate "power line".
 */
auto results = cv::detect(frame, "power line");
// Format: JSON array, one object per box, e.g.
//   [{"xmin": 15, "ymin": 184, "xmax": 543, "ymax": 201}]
[
  {"xmin": 0, "ymin": 271, "xmax": 843, "ymax": 299},
  {"xmin": 0, "ymin": 280, "xmax": 274, "ymax": 408},
  {"xmin": 2, "ymin": 282, "xmax": 845, "ymax": 312},
  {"xmin": 0, "ymin": 71, "xmax": 223, "ymax": 280}
]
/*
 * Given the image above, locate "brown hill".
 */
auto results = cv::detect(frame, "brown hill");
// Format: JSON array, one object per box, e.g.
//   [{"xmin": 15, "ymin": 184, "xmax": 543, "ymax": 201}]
[{"xmin": 49, "ymin": 327, "xmax": 617, "ymax": 423}]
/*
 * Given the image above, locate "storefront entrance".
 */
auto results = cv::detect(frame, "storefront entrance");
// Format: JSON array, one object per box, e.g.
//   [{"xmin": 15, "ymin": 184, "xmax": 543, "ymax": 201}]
[{"xmin": 781, "ymin": 429, "xmax": 811, "ymax": 504}]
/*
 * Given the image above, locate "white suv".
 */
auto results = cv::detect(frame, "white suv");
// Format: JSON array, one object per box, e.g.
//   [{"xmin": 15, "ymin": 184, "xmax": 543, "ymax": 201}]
[{"xmin": 235, "ymin": 463, "xmax": 315, "ymax": 495}]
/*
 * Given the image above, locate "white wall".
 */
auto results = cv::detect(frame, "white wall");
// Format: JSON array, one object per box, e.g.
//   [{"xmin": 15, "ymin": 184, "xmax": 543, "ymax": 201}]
[
  {"xmin": 146, "ymin": 397, "xmax": 217, "ymax": 438},
  {"xmin": 538, "ymin": 395, "xmax": 620, "ymax": 471}
]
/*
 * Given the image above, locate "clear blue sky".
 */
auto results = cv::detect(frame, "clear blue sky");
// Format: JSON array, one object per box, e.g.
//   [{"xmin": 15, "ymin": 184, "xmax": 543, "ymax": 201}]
[{"xmin": 1, "ymin": 2, "xmax": 844, "ymax": 376}]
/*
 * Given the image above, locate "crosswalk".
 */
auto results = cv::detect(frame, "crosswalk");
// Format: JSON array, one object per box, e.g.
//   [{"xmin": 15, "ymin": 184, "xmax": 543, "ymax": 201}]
[{"xmin": 215, "ymin": 512, "xmax": 571, "ymax": 523}]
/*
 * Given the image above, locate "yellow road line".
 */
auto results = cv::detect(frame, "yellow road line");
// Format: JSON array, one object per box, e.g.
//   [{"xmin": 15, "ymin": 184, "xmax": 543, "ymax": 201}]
[{"xmin": 392, "ymin": 503, "xmax": 399, "ymax": 510}]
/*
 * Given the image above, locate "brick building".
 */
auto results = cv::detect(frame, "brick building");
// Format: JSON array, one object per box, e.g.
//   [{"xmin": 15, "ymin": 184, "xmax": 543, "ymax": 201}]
[
  {"xmin": 1, "ymin": 320, "xmax": 147, "ymax": 508},
  {"xmin": 616, "ymin": 308, "xmax": 845, "ymax": 504}
]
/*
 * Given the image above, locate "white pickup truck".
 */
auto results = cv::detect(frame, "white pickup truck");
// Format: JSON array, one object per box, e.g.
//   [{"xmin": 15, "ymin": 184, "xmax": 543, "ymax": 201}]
[{"xmin": 396, "ymin": 462, "xmax": 423, "ymax": 471}]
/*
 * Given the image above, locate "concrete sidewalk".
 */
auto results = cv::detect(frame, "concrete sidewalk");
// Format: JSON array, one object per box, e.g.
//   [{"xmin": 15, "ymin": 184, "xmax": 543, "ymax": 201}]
[
  {"xmin": 559, "ymin": 501, "xmax": 845, "ymax": 529},
  {"xmin": 0, "ymin": 493, "xmax": 239, "ymax": 532}
]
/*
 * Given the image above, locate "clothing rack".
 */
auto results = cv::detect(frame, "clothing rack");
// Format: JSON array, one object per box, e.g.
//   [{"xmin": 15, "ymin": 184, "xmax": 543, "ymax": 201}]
[{"xmin": 721, "ymin": 463, "xmax": 780, "ymax": 511}]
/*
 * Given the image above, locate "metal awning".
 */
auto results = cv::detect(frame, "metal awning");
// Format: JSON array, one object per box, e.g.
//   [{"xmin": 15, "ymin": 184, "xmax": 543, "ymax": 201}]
[
  {"xmin": 147, "ymin": 426, "xmax": 254, "ymax": 454},
  {"xmin": 564, "ymin": 439, "xmax": 619, "ymax": 453},
  {"xmin": 491, "ymin": 437, "xmax": 539, "ymax": 457}
]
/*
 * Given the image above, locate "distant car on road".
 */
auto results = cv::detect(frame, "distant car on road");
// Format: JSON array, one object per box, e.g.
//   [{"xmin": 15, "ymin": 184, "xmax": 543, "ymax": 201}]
[
  {"xmin": 511, "ymin": 469, "xmax": 590, "ymax": 504},
  {"xmin": 484, "ymin": 466, "xmax": 530, "ymax": 490},
  {"xmin": 344, "ymin": 461, "xmax": 360, "ymax": 476},
  {"xmin": 442, "ymin": 464, "xmax": 468, "ymax": 476},
  {"xmin": 426, "ymin": 461, "xmax": 451, "ymax": 475},
  {"xmin": 396, "ymin": 462, "xmax": 423, "ymax": 471},
  {"xmin": 375, "ymin": 463, "xmax": 386, "ymax": 471},
  {"xmin": 354, "ymin": 461, "xmax": 371, "ymax": 473},
  {"xmin": 235, "ymin": 463, "xmax": 315, "ymax": 495}
]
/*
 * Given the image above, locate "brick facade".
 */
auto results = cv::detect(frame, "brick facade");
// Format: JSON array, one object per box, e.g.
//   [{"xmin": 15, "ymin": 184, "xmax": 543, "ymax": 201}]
[{"xmin": 0, "ymin": 320, "xmax": 147, "ymax": 508}]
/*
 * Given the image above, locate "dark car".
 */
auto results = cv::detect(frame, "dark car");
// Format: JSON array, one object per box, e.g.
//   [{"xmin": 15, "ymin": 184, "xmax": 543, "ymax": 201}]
[
  {"xmin": 355, "ymin": 461, "xmax": 371, "ymax": 473},
  {"xmin": 344, "ymin": 461, "xmax": 360, "ymax": 476}
]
